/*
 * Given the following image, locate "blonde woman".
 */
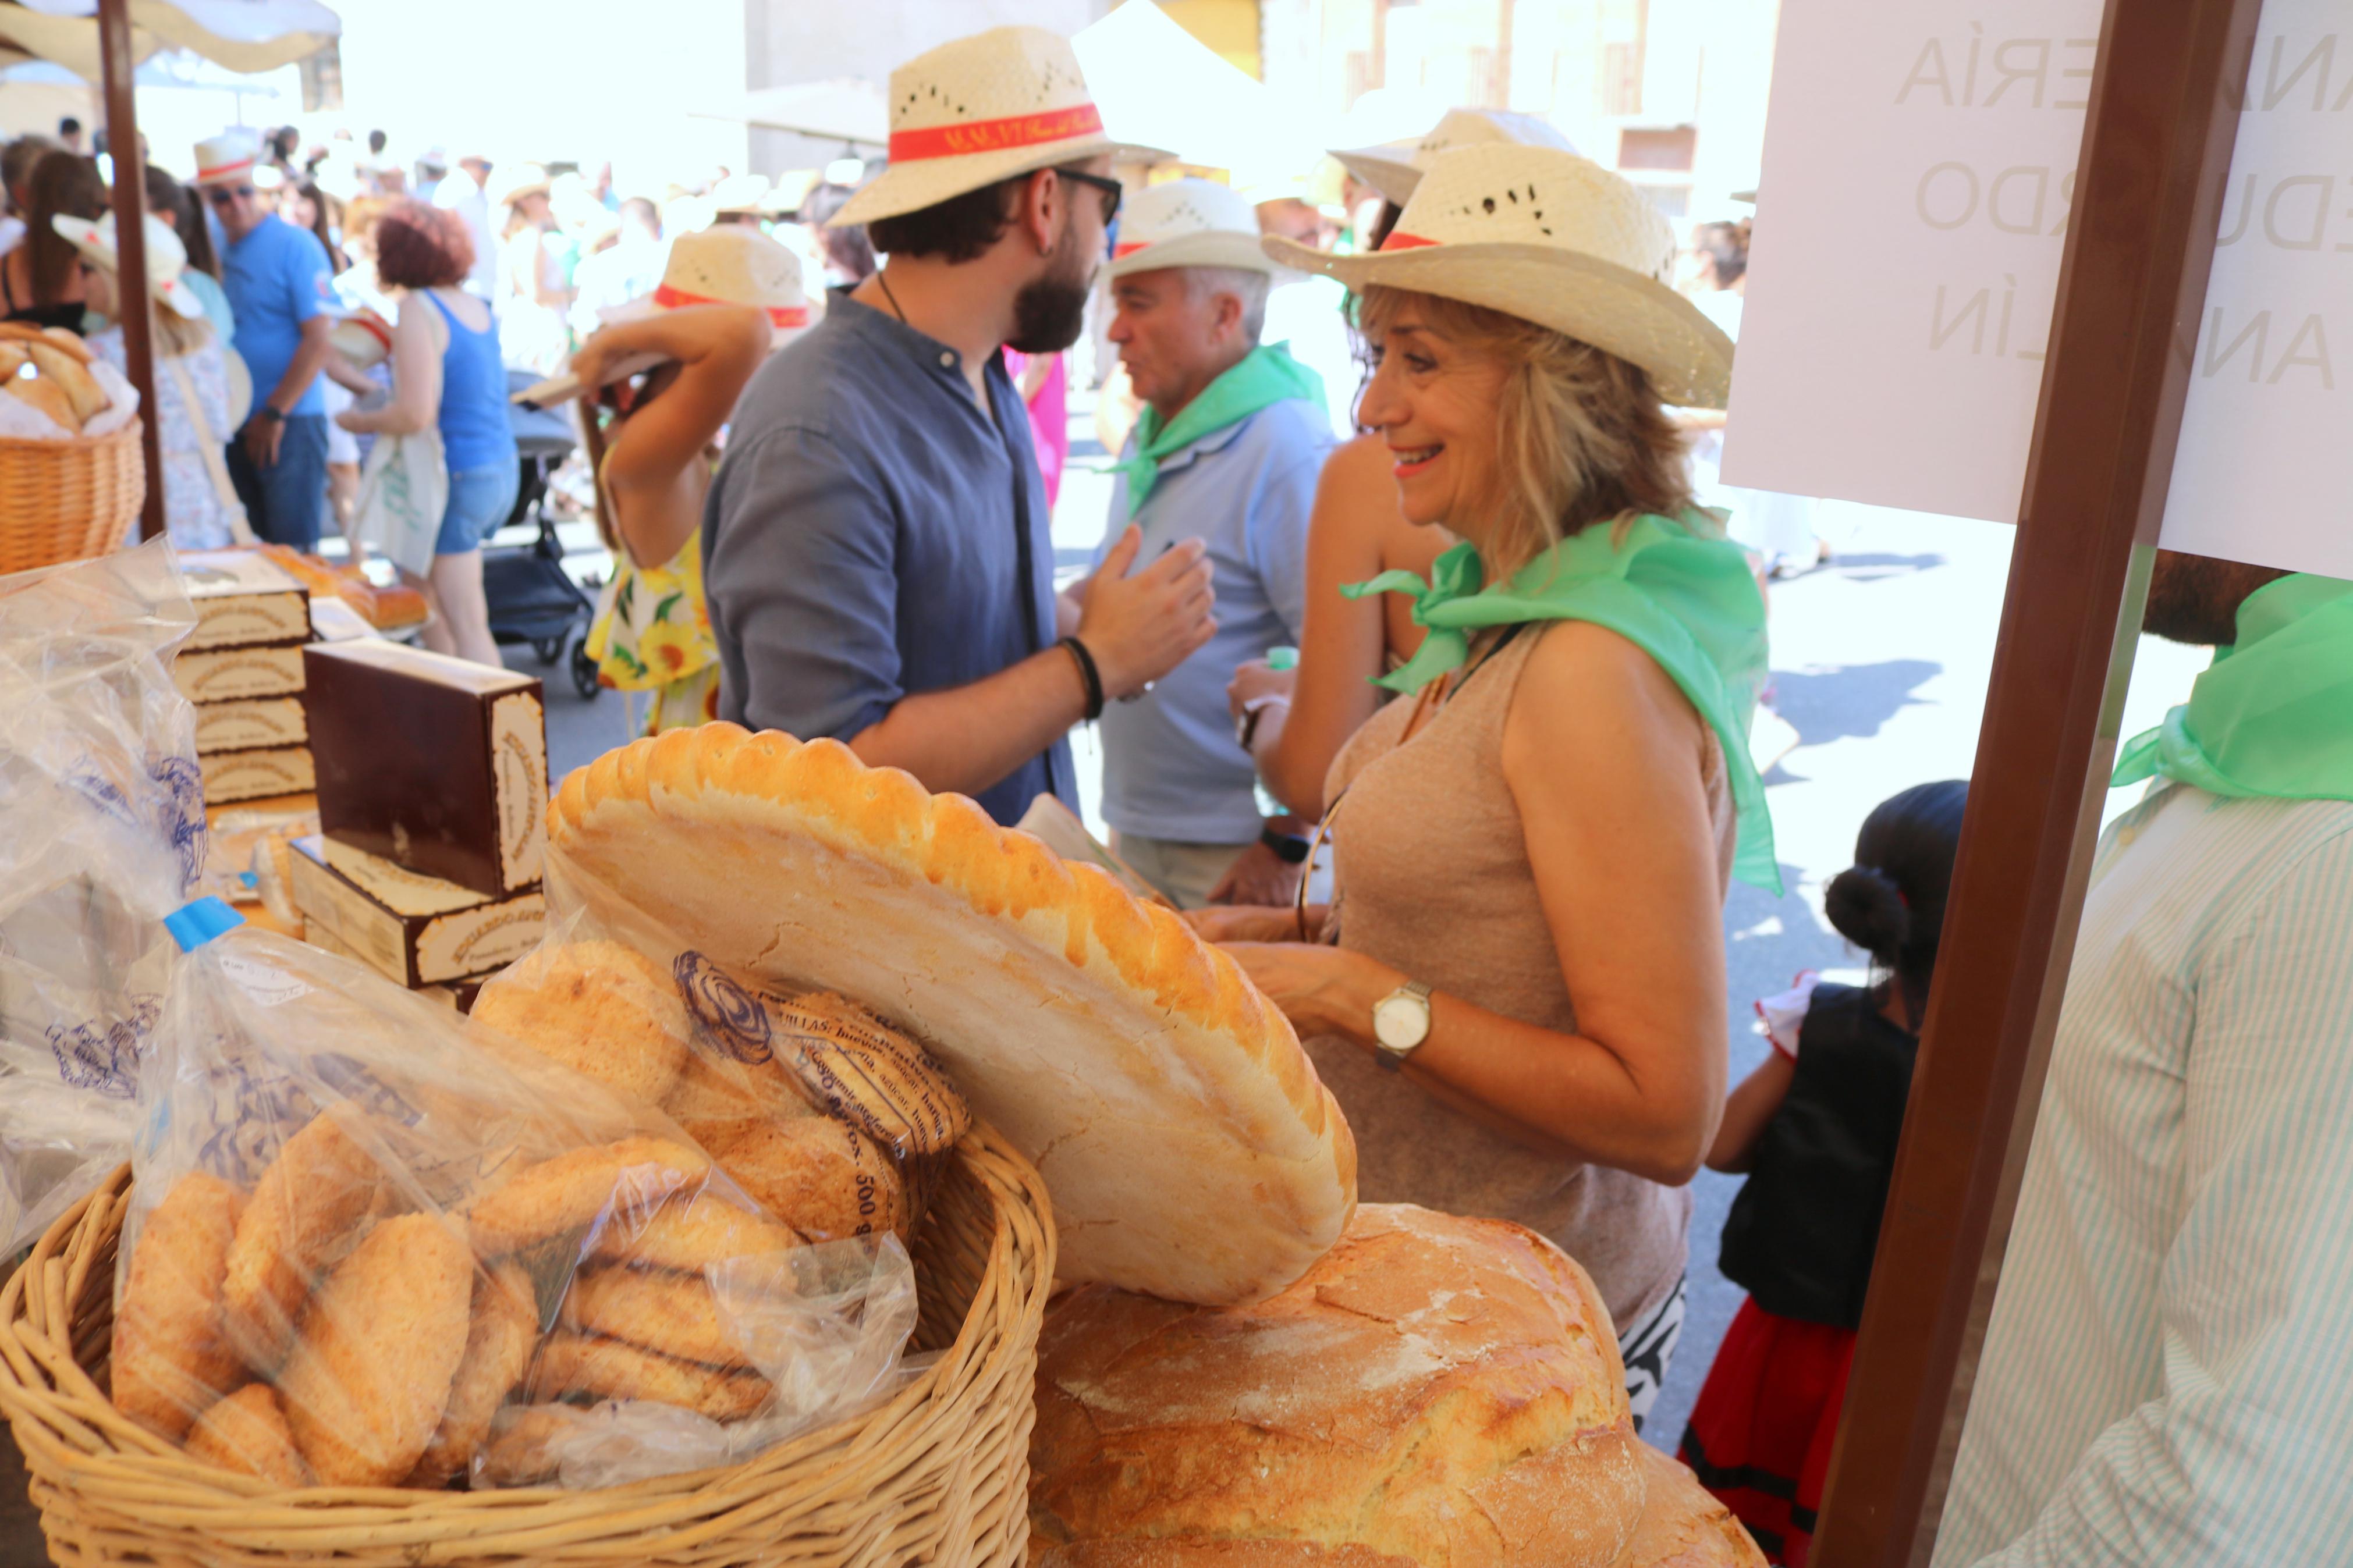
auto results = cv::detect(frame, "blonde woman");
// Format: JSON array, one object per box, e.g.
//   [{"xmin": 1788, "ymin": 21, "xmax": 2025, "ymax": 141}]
[
  {"xmin": 1230, "ymin": 107, "xmax": 1581, "ymax": 819},
  {"xmin": 1197, "ymin": 144, "xmax": 1775, "ymax": 1425}
]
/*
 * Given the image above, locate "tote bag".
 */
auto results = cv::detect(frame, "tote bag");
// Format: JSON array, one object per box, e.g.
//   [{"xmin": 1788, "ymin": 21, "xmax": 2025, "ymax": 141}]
[{"xmin": 354, "ymin": 424, "xmax": 448, "ymax": 579}]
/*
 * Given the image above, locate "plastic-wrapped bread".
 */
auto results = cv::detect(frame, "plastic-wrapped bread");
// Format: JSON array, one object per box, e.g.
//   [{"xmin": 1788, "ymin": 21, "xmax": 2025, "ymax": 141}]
[
  {"xmin": 276, "ymin": 1214, "xmax": 474, "ymax": 1487},
  {"xmin": 549, "ymin": 724, "xmax": 1356, "ymax": 1305},
  {"xmin": 111, "ymin": 1173, "xmax": 244, "ymax": 1440}
]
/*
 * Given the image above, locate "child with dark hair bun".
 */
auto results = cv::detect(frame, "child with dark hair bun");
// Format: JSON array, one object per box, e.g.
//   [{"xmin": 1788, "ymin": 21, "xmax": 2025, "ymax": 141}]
[{"xmin": 1678, "ymin": 779, "xmax": 1969, "ymax": 1566}]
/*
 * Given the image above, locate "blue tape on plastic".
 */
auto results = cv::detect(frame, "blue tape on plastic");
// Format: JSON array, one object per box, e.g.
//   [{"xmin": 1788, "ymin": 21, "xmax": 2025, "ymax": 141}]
[{"xmin": 164, "ymin": 897, "xmax": 246, "ymax": 952}]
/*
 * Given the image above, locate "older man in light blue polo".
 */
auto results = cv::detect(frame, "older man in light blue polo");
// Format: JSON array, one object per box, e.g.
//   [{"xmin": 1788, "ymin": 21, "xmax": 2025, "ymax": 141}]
[{"xmin": 1067, "ymin": 179, "xmax": 1334, "ymax": 908}]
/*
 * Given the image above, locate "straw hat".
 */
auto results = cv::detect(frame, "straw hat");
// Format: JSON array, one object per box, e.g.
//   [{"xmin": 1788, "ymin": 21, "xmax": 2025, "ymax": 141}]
[
  {"xmin": 193, "ymin": 131, "xmax": 261, "ymax": 188},
  {"xmin": 831, "ymin": 26, "xmax": 1120, "ymax": 228},
  {"xmin": 515, "ymin": 227, "xmax": 808, "ymax": 407},
  {"xmin": 329, "ymin": 307, "xmax": 393, "ymax": 370},
  {"xmin": 52, "ymin": 212, "xmax": 204, "ymax": 320},
  {"xmin": 1264, "ymin": 143, "xmax": 1734, "ymax": 409},
  {"xmin": 1104, "ymin": 179, "xmax": 1287, "ymax": 281},
  {"xmin": 709, "ymin": 173, "xmax": 772, "ymax": 216},
  {"xmin": 494, "ymin": 164, "xmax": 553, "ymax": 210},
  {"xmin": 1334, "ymin": 108, "xmax": 1578, "ymax": 207}
]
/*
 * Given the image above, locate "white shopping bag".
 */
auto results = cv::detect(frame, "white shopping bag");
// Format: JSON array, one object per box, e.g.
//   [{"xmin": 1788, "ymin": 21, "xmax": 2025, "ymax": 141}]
[{"xmin": 353, "ymin": 426, "xmax": 448, "ymax": 579}]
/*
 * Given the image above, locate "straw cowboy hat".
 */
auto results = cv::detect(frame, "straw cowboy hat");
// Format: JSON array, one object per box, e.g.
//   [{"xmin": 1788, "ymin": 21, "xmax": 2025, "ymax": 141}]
[
  {"xmin": 52, "ymin": 212, "xmax": 205, "ymax": 321},
  {"xmin": 1103, "ymin": 178, "xmax": 1289, "ymax": 281},
  {"xmin": 1265, "ymin": 143, "xmax": 1734, "ymax": 410},
  {"xmin": 514, "ymin": 227, "xmax": 809, "ymax": 407},
  {"xmin": 831, "ymin": 26, "xmax": 1124, "ymax": 229},
  {"xmin": 1334, "ymin": 108, "xmax": 1578, "ymax": 207},
  {"xmin": 494, "ymin": 164, "xmax": 553, "ymax": 210},
  {"xmin": 193, "ymin": 131, "xmax": 261, "ymax": 188},
  {"xmin": 708, "ymin": 172, "xmax": 772, "ymax": 216}
]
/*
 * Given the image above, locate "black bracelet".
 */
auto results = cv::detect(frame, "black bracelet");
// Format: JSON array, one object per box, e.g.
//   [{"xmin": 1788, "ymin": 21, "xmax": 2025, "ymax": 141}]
[
  {"xmin": 1261, "ymin": 824, "xmax": 1311, "ymax": 864},
  {"xmin": 1059, "ymin": 636, "xmax": 1105, "ymax": 721}
]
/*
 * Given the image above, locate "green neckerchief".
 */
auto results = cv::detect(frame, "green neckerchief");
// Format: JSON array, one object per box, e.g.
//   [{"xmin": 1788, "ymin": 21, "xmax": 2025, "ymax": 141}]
[
  {"xmin": 1115, "ymin": 343, "xmax": 1325, "ymax": 517},
  {"xmin": 1344, "ymin": 511, "xmax": 1781, "ymax": 893},
  {"xmin": 2113, "ymin": 572, "xmax": 2353, "ymax": 802}
]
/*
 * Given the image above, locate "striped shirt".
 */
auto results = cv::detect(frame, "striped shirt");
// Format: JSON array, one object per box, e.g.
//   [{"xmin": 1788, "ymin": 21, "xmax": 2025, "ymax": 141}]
[{"xmin": 1935, "ymin": 783, "xmax": 2353, "ymax": 1567}]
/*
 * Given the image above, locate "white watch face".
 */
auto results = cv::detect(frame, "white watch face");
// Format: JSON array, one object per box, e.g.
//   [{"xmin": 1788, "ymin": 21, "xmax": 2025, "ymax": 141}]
[{"xmin": 1373, "ymin": 993, "xmax": 1429, "ymax": 1052}]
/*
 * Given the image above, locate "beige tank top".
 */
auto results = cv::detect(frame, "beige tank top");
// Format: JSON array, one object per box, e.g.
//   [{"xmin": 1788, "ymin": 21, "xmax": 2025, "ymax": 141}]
[{"xmin": 1311, "ymin": 621, "xmax": 1737, "ymax": 1328}]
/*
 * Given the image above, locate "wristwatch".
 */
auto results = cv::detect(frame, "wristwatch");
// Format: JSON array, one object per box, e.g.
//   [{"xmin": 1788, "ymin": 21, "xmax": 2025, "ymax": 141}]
[
  {"xmin": 1371, "ymin": 980, "xmax": 1434, "ymax": 1071},
  {"xmin": 255, "ymin": 404, "xmax": 285, "ymax": 424},
  {"xmin": 1260, "ymin": 824, "xmax": 1310, "ymax": 865}
]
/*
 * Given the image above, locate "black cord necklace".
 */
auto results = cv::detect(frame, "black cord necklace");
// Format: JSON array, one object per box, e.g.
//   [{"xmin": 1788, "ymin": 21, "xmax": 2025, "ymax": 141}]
[{"xmin": 875, "ymin": 268, "xmax": 909, "ymax": 325}]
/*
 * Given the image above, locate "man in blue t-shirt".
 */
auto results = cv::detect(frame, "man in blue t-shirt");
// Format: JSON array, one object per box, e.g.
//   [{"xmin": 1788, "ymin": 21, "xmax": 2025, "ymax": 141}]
[{"xmin": 195, "ymin": 133, "xmax": 334, "ymax": 549}]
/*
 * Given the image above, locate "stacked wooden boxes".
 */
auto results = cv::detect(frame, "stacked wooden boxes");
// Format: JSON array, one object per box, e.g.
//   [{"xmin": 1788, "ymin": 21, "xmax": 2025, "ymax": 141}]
[
  {"xmin": 175, "ymin": 551, "xmax": 318, "ymax": 805},
  {"xmin": 289, "ymin": 640, "xmax": 549, "ymax": 994}
]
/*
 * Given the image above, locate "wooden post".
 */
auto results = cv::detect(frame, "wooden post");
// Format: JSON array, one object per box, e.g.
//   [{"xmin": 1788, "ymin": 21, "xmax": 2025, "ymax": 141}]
[
  {"xmin": 1811, "ymin": 0, "xmax": 2266, "ymax": 1560},
  {"xmin": 94, "ymin": 0, "xmax": 164, "ymax": 545}
]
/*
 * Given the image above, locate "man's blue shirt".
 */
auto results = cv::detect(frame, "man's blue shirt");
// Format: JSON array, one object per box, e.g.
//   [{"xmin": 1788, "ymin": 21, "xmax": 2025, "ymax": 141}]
[
  {"xmin": 703, "ymin": 295, "xmax": 1073, "ymax": 826},
  {"xmin": 221, "ymin": 214, "xmax": 332, "ymax": 417}
]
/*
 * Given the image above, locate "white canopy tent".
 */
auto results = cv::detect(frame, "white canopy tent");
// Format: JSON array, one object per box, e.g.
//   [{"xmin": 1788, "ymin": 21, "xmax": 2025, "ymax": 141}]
[
  {"xmin": 2, "ymin": 0, "xmax": 340, "ymax": 541},
  {"xmin": 716, "ymin": 77, "xmax": 886, "ymax": 150},
  {"xmin": 1070, "ymin": 0, "xmax": 1321, "ymax": 194},
  {"xmin": 13, "ymin": 0, "xmax": 330, "ymax": 72}
]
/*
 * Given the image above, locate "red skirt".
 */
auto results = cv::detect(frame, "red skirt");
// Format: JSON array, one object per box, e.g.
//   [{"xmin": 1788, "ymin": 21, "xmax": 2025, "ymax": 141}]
[{"xmin": 1676, "ymin": 1299, "xmax": 1855, "ymax": 1567}]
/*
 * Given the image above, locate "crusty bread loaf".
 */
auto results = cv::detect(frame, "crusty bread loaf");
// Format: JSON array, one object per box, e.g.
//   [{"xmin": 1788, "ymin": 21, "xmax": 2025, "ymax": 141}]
[
  {"xmin": 548, "ymin": 724, "xmax": 1355, "ymax": 1306},
  {"xmin": 1617, "ymin": 1445, "xmax": 1768, "ymax": 1567},
  {"xmin": 1030, "ymin": 1204, "xmax": 1645, "ymax": 1568},
  {"xmin": 1027, "ymin": 1449, "xmax": 1766, "ymax": 1568}
]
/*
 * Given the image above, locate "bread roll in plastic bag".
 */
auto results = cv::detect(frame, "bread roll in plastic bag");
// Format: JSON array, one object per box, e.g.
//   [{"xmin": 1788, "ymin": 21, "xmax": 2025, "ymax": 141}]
[
  {"xmin": 469, "ymin": 854, "xmax": 975, "ymax": 1246},
  {"xmin": 0, "ymin": 541, "xmax": 205, "ymax": 1256},
  {"xmin": 117, "ymin": 915, "xmax": 917, "ymax": 1489}
]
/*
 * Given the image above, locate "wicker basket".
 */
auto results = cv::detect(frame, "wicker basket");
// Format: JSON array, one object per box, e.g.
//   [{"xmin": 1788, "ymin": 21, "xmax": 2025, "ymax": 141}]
[
  {"xmin": 0, "ymin": 1121, "xmax": 1055, "ymax": 1567},
  {"xmin": 0, "ymin": 419, "xmax": 145, "ymax": 575}
]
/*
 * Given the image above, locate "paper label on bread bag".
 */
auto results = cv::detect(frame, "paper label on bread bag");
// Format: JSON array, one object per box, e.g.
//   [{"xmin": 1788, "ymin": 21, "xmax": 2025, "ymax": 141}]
[
  {"xmin": 490, "ymin": 691, "xmax": 547, "ymax": 891},
  {"xmin": 417, "ymin": 894, "xmax": 545, "ymax": 984},
  {"xmin": 288, "ymin": 848, "xmax": 411, "ymax": 985}
]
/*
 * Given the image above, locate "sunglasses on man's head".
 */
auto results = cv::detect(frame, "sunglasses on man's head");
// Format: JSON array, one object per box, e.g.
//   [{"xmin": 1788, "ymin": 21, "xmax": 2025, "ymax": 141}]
[{"xmin": 205, "ymin": 184, "xmax": 256, "ymax": 207}]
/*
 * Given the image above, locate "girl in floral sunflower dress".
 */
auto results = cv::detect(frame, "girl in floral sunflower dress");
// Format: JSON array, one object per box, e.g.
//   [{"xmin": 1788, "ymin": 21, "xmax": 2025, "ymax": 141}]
[{"xmin": 574, "ymin": 230, "xmax": 805, "ymax": 732}]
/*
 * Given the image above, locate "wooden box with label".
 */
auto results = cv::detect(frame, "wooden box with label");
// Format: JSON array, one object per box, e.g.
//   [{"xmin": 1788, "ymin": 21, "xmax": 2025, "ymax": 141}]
[
  {"xmin": 303, "ymin": 642, "xmax": 548, "ymax": 898},
  {"xmin": 178, "ymin": 550, "xmax": 311, "ymax": 651},
  {"xmin": 198, "ymin": 746, "xmax": 315, "ymax": 805},
  {"xmin": 287, "ymin": 835, "xmax": 544, "ymax": 989}
]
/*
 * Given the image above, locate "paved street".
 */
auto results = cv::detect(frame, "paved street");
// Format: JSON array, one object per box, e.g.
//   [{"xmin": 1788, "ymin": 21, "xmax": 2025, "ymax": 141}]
[{"xmin": 531, "ymin": 457, "xmax": 2214, "ymax": 1452}]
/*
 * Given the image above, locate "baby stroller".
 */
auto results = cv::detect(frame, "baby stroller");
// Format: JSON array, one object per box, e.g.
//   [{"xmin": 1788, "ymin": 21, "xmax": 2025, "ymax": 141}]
[{"xmin": 483, "ymin": 369, "xmax": 601, "ymax": 699}]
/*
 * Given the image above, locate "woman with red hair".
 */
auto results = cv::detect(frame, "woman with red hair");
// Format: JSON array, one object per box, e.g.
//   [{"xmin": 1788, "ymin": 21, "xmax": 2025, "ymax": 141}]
[{"xmin": 336, "ymin": 200, "xmax": 517, "ymax": 667}]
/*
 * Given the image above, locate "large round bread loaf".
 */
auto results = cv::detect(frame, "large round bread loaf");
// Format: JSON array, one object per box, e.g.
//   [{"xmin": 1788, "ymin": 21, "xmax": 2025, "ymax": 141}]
[
  {"xmin": 1025, "ymin": 1448, "xmax": 1765, "ymax": 1568},
  {"xmin": 547, "ymin": 724, "xmax": 1356, "ymax": 1306},
  {"xmin": 1029, "ymin": 1204, "xmax": 1648, "ymax": 1568}
]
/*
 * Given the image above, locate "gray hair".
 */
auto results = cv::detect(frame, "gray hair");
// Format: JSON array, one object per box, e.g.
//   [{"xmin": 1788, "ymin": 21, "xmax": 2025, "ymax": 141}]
[{"xmin": 1184, "ymin": 265, "xmax": 1270, "ymax": 344}]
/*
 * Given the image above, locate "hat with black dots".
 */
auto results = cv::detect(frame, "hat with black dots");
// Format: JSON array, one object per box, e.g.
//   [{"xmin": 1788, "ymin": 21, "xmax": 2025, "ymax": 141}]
[
  {"xmin": 832, "ymin": 26, "xmax": 1124, "ymax": 228},
  {"xmin": 1265, "ymin": 143, "xmax": 1734, "ymax": 408},
  {"xmin": 1333, "ymin": 107, "xmax": 1579, "ymax": 207},
  {"xmin": 1104, "ymin": 179, "xmax": 1289, "ymax": 280}
]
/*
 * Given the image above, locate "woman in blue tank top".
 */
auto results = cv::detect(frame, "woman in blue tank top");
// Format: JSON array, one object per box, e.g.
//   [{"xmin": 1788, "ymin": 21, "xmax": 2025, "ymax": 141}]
[{"xmin": 335, "ymin": 200, "xmax": 518, "ymax": 667}]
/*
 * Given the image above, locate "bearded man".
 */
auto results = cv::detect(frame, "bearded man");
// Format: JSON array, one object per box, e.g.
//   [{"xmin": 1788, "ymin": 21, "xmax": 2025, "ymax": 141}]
[{"xmin": 703, "ymin": 27, "xmax": 1215, "ymax": 824}]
